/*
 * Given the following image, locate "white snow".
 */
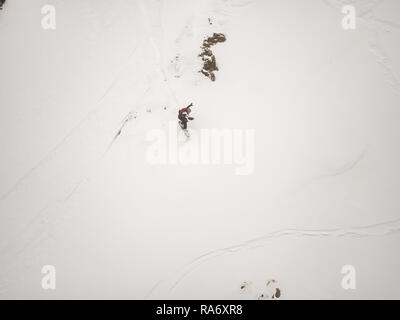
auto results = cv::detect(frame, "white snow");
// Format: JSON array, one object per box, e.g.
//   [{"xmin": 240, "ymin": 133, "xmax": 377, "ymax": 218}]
[{"xmin": 0, "ymin": 0, "xmax": 400, "ymax": 299}]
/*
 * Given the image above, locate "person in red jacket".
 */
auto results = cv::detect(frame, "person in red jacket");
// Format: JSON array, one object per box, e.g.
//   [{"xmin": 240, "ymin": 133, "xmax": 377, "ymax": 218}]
[{"xmin": 178, "ymin": 103, "xmax": 194, "ymax": 130}]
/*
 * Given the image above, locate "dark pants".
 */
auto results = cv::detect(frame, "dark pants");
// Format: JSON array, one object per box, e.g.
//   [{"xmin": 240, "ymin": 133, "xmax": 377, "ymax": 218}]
[{"xmin": 178, "ymin": 115, "xmax": 188, "ymax": 129}]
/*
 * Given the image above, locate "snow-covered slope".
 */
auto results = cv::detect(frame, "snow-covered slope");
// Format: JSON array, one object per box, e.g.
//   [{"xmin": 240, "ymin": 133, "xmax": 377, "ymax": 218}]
[{"xmin": 0, "ymin": 0, "xmax": 400, "ymax": 299}]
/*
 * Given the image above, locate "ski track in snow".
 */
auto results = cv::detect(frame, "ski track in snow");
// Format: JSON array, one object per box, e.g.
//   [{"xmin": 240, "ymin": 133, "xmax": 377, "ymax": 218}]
[
  {"xmin": 138, "ymin": 0, "xmax": 180, "ymax": 104},
  {"xmin": 323, "ymin": 0, "xmax": 400, "ymax": 95},
  {"xmin": 0, "ymin": 44, "xmax": 147, "ymax": 257},
  {"xmin": 147, "ymin": 217, "xmax": 400, "ymax": 298},
  {"xmin": 0, "ymin": 36, "xmax": 145, "ymax": 204},
  {"xmin": 63, "ymin": 85, "xmax": 153, "ymax": 203},
  {"xmin": 0, "ymin": 5, "xmax": 151, "ymax": 282}
]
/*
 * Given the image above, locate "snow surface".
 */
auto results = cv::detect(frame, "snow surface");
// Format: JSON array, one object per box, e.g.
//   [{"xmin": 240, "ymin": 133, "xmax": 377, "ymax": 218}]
[{"xmin": 0, "ymin": 0, "xmax": 400, "ymax": 299}]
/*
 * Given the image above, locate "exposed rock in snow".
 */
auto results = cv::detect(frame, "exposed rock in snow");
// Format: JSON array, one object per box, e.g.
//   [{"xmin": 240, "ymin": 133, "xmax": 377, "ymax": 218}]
[{"xmin": 199, "ymin": 33, "xmax": 227, "ymax": 81}]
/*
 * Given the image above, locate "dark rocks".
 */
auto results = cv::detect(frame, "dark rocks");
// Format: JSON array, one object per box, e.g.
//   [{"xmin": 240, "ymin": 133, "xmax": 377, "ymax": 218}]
[
  {"xmin": 202, "ymin": 33, "xmax": 226, "ymax": 48},
  {"xmin": 199, "ymin": 33, "xmax": 226, "ymax": 82}
]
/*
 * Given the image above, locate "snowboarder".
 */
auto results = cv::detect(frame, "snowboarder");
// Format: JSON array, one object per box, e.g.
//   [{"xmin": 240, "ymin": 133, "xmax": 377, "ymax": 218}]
[
  {"xmin": 0, "ymin": 0, "xmax": 5, "ymax": 10},
  {"xmin": 178, "ymin": 103, "xmax": 195, "ymax": 130}
]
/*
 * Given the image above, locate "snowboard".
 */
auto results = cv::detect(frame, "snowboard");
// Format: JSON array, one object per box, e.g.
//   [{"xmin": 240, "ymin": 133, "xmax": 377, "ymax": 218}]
[{"xmin": 179, "ymin": 121, "xmax": 191, "ymax": 138}]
